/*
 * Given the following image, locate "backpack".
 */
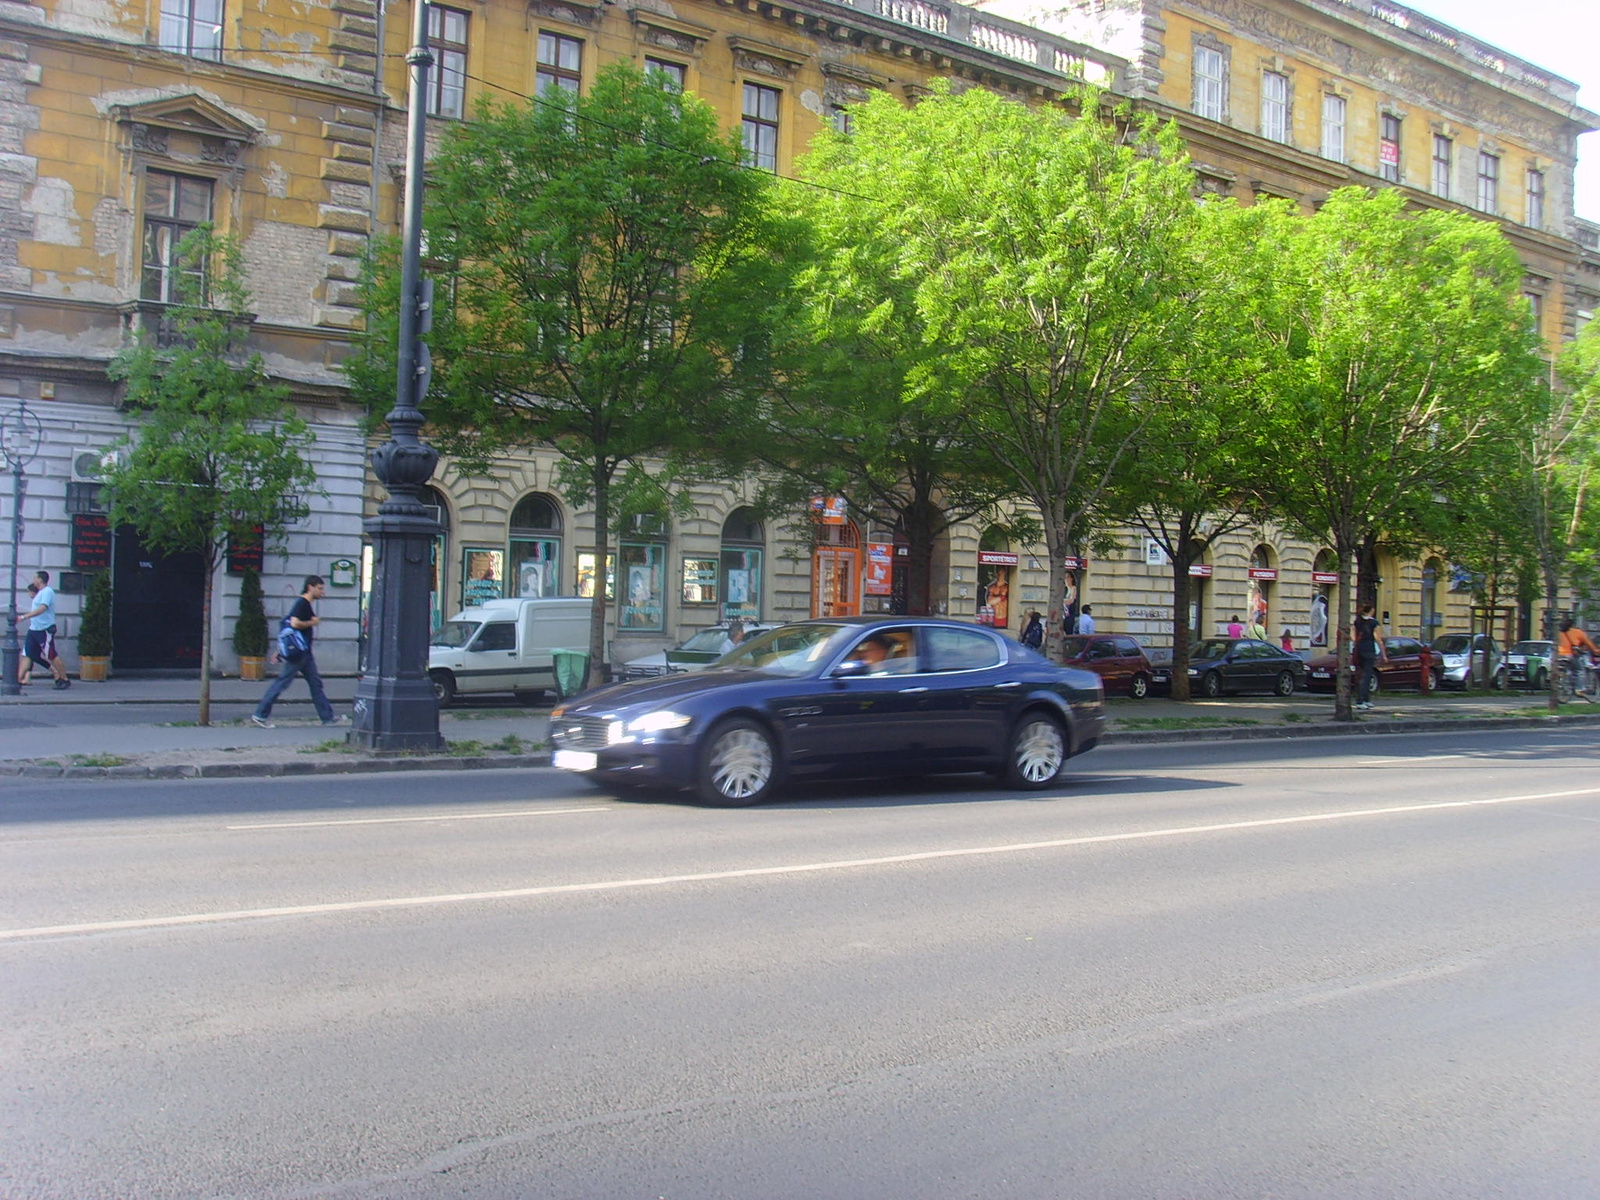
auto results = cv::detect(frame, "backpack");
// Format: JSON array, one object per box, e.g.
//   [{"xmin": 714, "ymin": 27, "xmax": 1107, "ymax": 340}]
[{"xmin": 277, "ymin": 615, "xmax": 309, "ymax": 662}]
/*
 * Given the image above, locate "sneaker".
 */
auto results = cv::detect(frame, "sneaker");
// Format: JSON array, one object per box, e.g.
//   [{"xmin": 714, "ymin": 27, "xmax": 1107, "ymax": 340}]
[
  {"xmin": 54, "ymin": 678, "xmax": 71, "ymax": 690},
  {"xmin": 323, "ymin": 715, "xmax": 351, "ymax": 726},
  {"xmin": 250, "ymin": 714, "xmax": 275, "ymax": 728}
]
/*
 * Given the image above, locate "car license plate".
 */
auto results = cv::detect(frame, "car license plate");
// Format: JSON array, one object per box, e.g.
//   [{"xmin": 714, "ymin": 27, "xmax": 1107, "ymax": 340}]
[
  {"xmin": 552, "ymin": 749, "xmax": 597, "ymax": 771},
  {"xmin": 1311, "ymin": 670, "xmax": 1330, "ymax": 678}
]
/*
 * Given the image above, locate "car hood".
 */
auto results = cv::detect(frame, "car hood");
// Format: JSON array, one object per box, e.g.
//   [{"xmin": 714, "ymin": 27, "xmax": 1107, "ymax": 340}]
[
  {"xmin": 622, "ymin": 652, "xmax": 669, "ymax": 670},
  {"xmin": 559, "ymin": 669, "xmax": 779, "ymax": 715}
]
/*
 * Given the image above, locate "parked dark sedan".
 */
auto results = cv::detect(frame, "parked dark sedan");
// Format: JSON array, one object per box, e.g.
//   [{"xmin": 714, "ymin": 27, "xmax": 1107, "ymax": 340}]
[
  {"xmin": 1304, "ymin": 635, "xmax": 1437, "ymax": 694},
  {"xmin": 1183, "ymin": 637, "xmax": 1305, "ymax": 697},
  {"xmin": 1059, "ymin": 634, "xmax": 1156, "ymax": 698},
  {"xmin": 549, "ymin": 617, "xmax": 1106, "ymax": 806}
]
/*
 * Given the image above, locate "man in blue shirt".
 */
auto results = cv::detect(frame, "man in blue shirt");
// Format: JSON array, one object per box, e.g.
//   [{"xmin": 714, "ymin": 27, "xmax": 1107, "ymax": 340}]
[{"xmin": 16, "ymin": 570, "xmax": 70, "ymax": 689}]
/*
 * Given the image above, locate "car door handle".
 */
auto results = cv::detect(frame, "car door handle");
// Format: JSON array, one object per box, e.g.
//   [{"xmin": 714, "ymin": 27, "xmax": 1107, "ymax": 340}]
[
  {"xmin": 995, "ymin": 681, "xmax": 1020, "ymax": 688},
  {"xmin": 899, "ymin": 686, "xmax": 929, "ymax": 694}
]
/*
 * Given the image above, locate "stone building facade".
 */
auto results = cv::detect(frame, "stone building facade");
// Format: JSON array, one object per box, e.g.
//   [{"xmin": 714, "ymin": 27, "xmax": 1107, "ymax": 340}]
[{"xmin": 1, "ymin": 0, "xmax": 1594, "ymax": 676}]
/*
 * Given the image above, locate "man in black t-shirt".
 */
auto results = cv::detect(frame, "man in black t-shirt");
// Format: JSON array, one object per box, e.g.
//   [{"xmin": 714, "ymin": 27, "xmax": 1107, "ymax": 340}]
[{"xmin": 251, "ymin": 575, "xmax": 345, "ymax": 728}]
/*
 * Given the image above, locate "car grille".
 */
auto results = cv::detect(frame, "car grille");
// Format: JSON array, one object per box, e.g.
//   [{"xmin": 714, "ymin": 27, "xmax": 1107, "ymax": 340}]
[{"xmin": 551, "ymin": 717, "xmax": 614, "ymax": 751}]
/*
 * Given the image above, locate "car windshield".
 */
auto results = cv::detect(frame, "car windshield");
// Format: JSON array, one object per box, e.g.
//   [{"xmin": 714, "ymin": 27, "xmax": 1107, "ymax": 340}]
[
  {"xmin": 711, "ymin": 623, "xmax": 846, "ymax": 677},
  {"xmin": 1432, "ymin": 635, "xmax": 1471, "ymax": 654},
  {"xmin": 1060, "ymin": 637, "xmax": 1090, "ymax": 658},
  {"xmin": 431, "ymin": 620, "xmax": 479, "ymax": 649},
  {"xmin": 1192, "ymin": 639, "xmax": 1235, "ymax": 660},
  {"xmin": 1509, "ymin": 641, "xmax": 1551, "ymax": 656},
  {"xmin": 677, "ymin": 628, "xmax": 730, "ymax": 653}
]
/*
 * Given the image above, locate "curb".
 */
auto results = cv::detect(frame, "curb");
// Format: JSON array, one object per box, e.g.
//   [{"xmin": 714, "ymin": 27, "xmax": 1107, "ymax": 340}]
[{"xmin": 6, "ymin": 711, "xmax": 1595, "ymax": 780}]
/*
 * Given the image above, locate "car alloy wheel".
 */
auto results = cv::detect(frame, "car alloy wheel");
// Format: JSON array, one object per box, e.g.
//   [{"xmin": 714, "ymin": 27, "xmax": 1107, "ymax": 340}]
[
  {"xmin": 1004, "ymin": 712, "xmax": 1066, "ymax": 789},
  {"xmin": 698, "ymin": 718, "xmax": 777, "ymax": 807},
  {"xmin": 1201, "ymin": 671, "xmax": 1222, "ymax": 699},
  {"xmin": 1274, "ymin": 670, "xmax": 1295, "ymax": 697},
  {"xmin": 1129, "ymin": 673, "xmax": 1150, "ymax": 700}
]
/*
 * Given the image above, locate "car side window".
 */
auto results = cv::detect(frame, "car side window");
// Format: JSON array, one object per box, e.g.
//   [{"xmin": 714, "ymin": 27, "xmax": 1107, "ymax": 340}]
[
  {"xmin": 472, "ymin": 622, "xmax": 516, "ymax": 651},
  {"xmin": 925, "ymin": 627, "xmax": 1002, "ymax": 672},
  {"xmin": 1115, "ymin": 637, "xmax": 1141, "ymax": 657},
  {"xmin": 844, "ymin": 628, "xmax": 919, "ymax": 675},
  {"xmin": 1088, "ymin": 641, "xmax": 1116, "ymax": 660}
]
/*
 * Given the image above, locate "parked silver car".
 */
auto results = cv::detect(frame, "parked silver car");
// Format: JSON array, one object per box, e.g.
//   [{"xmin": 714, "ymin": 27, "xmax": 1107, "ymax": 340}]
[
  {"xmin": 618, "ymin": 623, "xmax": 780, "ymax": 680},
  {"xmin": 1429, "ymin": 633, "xmax": 1505, "ymax": 689}
]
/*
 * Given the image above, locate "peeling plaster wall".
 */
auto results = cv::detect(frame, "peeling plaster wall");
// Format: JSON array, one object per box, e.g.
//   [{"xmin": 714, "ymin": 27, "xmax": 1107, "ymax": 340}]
[{"xmin": 242, "ymin": 221, "xmax": 325, "ymax": 326}]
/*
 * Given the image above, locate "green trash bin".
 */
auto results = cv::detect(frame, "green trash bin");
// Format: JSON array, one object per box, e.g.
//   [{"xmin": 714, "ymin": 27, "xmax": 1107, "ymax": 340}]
[{"xmin": 552, "ymin": 648, "xmax": 592, "ymax": 701}]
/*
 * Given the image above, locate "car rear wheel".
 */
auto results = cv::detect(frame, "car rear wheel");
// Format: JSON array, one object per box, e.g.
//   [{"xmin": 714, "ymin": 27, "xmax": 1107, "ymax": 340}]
[
  {"xmin": 1129, "ymin": 673, "xmax": 1150, "ymax": 700},
  {"xmin": 429, "ymin": 670, "xmax": 455, "ymax": 708},
  {"xmin": 1534, "ymin": 668, "xmax": 1549, "ymax": 690},
  {"xmin": 1271, "ymin": 670, "xmax": 1293, "ymax": 696},
  {"xmin": 1201, "ymin": 671, "xmax": 1222, "ymax": 699},
  {"xmin": 697, "ymin": 718, "xmax": 778, "ymax": 807},
  {"xmin": 1003, "ymin": 712, "xmax": 1066, "ymax": 789},
  {"xmin": 1492, "ymin": 667, "xmax": 1507, "ymax": 690}
]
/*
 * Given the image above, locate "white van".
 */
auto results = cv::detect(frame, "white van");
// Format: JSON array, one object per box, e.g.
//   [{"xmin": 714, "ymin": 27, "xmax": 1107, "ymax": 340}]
[{"xmin": 427, "ymin": 597, "xmax": 593, "ymax": 705}]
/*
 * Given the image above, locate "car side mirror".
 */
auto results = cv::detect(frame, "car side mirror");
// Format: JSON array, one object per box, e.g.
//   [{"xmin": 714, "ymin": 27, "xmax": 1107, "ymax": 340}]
[{"xmin": 832, "ymin": 659, "xmax": 872, "ymax": 679}]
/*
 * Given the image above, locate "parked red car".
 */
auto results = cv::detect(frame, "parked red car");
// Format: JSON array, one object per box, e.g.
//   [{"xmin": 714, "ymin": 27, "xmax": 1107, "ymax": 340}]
[
  {"xmin": 1058, "ymin": 634, "xmax": 1156, "ymax": 699},
  {"xmin": 1304, "ymin": 635, "xmax": 1437, "ymax": 694}
]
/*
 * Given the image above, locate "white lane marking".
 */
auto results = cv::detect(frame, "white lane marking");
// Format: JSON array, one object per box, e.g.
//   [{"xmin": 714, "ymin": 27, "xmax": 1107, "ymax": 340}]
[
  {"xmin": 226, "ymin": 806, "xmax": 608, "ymax": 831},
  {"xmin": 6, "ymin": 784, "xmax": 1598, "ymax": 943},
  {"xmin": 1356, "ymin": 753, "xmax": 1472, "ymax": 765}
]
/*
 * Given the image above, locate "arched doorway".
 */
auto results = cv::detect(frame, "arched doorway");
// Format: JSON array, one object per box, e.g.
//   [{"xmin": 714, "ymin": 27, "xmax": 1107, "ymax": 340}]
[
  {"xmin": 1310, "ymin": 548, "xmax": 1337, "ymax": 648},
  {"xmin": 720, "ymin": 507, "xmax": 764, "ymax": 622},
  {"xmin": 508, "ymin": 492, "xmax": 562, "ymax": 598},
  {"xmin": 1248, "ymin": 544, "xmax": 1277, "ymax": 638},
  {"xmin": 976, "ymin": 526, "xmax": 1016, "ymax": 629},
  {"xmin": 617, "ymin": 509, "xmax": 668, "ymax": 632},
  {"xmin": 812, "ymin": 518, "xmax": 861, "ymax": 618}
]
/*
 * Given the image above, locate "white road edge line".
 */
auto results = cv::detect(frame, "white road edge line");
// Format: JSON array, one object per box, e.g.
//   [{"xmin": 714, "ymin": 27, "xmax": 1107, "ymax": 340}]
[
  {"xmin": 226, "ymin": 806, "xmax": 609, "ymax": 830},
  {"xmin": 6, "ymin": 785, "xmax": 1598, "ymax": 943},
  {"xmin": 1356, "ymin": 754, "xmax": 1471, "ymax": 765}
]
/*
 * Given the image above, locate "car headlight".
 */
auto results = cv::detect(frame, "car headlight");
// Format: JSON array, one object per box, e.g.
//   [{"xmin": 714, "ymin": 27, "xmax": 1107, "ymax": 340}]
[
  {"xmin": 626, "ymin": 710, "xmax": 692, "ymax": 734},
  {"xmin": 1187, "ymin": 668, "xmax": 1200, "ymax": 675}
]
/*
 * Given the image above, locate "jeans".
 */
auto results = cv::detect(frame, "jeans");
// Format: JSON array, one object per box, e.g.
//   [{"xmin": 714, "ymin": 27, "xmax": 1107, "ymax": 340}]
[
  {"xmin": 1356, "ymin": 652, "xmax": 1378, "ymax": 703},
  {"xmin": 255, "ymin": 652, "xmax": 334, "ymax": 722}
]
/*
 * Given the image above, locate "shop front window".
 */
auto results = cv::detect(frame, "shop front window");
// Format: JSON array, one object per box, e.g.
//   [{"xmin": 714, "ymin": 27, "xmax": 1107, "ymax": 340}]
[
  {"xmin": 577, "ymin": 552, "xmax": 614, "ymax": 600},
  {"xmin": 682, "ymin": 556, "xmax": 719, "ymax": 606},
  {"xmin": 508, "ymin": 493, "xmax": 562, "ymax": 597},
  {"xmin": 461, "ymin": 547, "xmax": 504, "ymax": 608},
  {"xmin": 722, "ymin": 507, "xmax": 765, "ymax": 621},
  {"xmin": 1421, "ymin": 557, "xmax": 1442, "ymax": 638},
  {"xmin": 1248, "ymin": 545, "xmax": 1276, "ymax": 638},
  {"xmin": 1310, "ymin": 548, "xmax": 1337, "ymax": 647},
  {"xmin": 618, "ymin": 542, "xmax": 665, "ymax": 630},
  {"xmin": 977, "ymin": 527, "xmax": 1015, "ymax": 629}
]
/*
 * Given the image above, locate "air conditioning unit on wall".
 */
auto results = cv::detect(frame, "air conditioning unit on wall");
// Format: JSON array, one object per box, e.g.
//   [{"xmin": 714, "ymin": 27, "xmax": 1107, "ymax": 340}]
[{"xmin": 71, "ymin": 450, "xmax": 120, "ymax": 483}]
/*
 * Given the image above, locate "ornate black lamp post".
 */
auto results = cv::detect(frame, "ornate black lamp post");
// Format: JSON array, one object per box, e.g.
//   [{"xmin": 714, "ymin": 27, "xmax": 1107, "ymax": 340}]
[
  {"xmin": 1, "ymin": 399, "xmax": 43, "ymax": 698},
  {"xmin": 350, "ymin": 0, "xmax": 443, "ymax": 750}
]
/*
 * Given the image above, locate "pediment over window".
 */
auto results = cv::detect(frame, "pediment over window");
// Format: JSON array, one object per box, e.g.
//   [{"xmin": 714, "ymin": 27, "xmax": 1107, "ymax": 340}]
[{"xmin": 111, "ymin": 94, "xmax": 258, "ymax": 164}]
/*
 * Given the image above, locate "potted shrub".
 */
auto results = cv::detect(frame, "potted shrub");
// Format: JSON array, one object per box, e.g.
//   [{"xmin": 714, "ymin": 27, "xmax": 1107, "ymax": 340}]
[
  {"xmin": 232, "ymin": 567, "xmax": 269, "ymax": 681},
  {"xmin": 77, "ymin": 570, "xmax": 112, "ymax": 682}
]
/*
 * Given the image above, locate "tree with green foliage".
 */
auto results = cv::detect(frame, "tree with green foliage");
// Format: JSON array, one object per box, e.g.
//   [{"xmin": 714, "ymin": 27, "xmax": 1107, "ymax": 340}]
[
  {"xmin": 792, "ymin": 83, "xmax": 1201, "ymax": 660},
  {"xmin": 349, "ymin": 64, "xmax": 791, "ymax": 683},
  {"xmin": 1249, "ymin": 188, "xmax": 1545, "ymax": 720},
  {"xmin": 105, "ymin": 227, "xmax": 318, "ymax": 725}
]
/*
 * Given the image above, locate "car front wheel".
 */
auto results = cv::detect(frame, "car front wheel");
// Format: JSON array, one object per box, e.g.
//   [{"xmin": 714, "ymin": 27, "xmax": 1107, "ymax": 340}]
[
  {"xmin": 1003, "ymin": 712, "xmax": 1066, "ymax": 789},
  {"xmin": 1129, "ymin": 673, "xmax": 1150, "ymax": 700},
  {"xmin": 1201, "ymin": 671, "xmax": 1223, "ymax": 699},
  {"xmin": 429, "ymin": 671, "xmax": 455, "ymax": 707},
  {"xmin": 1534, "ymin": 668, "xmax": 1549, "ymax": 690},
  {"xmin": 697, "ymin": 718, "xmax": 778, "ymax": 807}
]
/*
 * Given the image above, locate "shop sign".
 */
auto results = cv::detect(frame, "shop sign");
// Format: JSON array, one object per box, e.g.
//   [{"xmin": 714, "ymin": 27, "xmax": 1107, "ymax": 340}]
[
  {"xmin": 864, "ymin": 542, "xmax": 894, "ymax": 596},
  {"xmin": 1311, "ymin": 571, "xmax": 1339, "ymax": 586},
  {"xmin": 1063, "ymin": 556, "xmax": 1086, "ymax": 570},
  {"xmin": 977, "ymin": 551, "xmax": 1018, "ymax": 566},
  {"xmin": 810, "ymin": 496, "xmax": 847, "ymax": 525},
  {"xmin": 225, "ymin": 524, "xmax": 265, "ymax": 575},
  {"xmin": 1189, "ymin": 563, "xmax": 1213, "ymax": 577},
  {"xmin": 70, "ymin": 512, "xmax": 111, "ymax": 571},
  {"xmin": 1248, "ymin": 567, "xmax": 1278, "ymax": 581}
]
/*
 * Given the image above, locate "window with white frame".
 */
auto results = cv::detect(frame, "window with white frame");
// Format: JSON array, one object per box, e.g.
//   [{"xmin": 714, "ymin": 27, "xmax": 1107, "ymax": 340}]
[
  {"xmin": 643, "ymin": 56, "xmax": 685, "ymax": 91},
  {"xmin": 1379, "ymin": 113, "xmax": 1401, "ymax": 182},
  {"xmin": 159, "ymin": 0, "xmax": 223, "ymax": 60},
  {"xmin": 1260, "ymin": 71, "xmax": 1288, "ymax": 143},
  {"xmin": 741, "ymin": 83, "xmax": 779, "ymax": 172},
  {"xmin": 1320, "ymin": 94, "xmax": 1345, "ymax": 162},
  {"xmin": 426, "ymin": 7, "xmax": 468, "ymax": 119},
  {"xmin": 1476, "ymin": 150, "xmax": 1500, "ymax": 215},
  {"xmin": 141, "ymin": 171, "xmax": 214, "ymax": 303},
  {"xmin": 1431, "ymin": 135, "xmax": 1452, "ymax": 199},
  {"xmin": 1193, "ymin": 45, "xmax": 1226, "ymax": 122},
  {"xmin": 1525, "ymin": 291, "xmax": 1543, "ymax": 335},
  {"xmin": 1526, "ymin": 169, "xmax": 1546, "ymax": 229},
  {"xmin": 536, "ymin": 32, "xmax": 582, "ymax": 97}
]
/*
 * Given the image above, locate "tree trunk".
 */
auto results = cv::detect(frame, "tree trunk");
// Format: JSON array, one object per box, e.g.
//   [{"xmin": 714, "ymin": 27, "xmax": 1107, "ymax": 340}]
[
  {"xmin": 1170, "ymin": 552, "xmax": 1193, "ymax": 702},
  {"xmin": 1042, "ymin": 515, "xmax": 1070, "ymax": 665},
  {"xmin": 902, "ymin": 500, "xmax": 938, "ymax": 616},
  {"xmin": 1334, "ymin": 539, "xmax": 1356, "ymax": 722},
  {"xmin": 198, "ymin": 558, "xmax": 214, "ymax": 727},
  {"xmin": 587, "ymin": 467, "xmax": 611, "ymax": 692}
]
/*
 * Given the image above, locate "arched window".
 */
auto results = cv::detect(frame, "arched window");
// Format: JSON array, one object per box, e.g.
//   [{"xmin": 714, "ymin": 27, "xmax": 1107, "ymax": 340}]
[
  {"xmin": 976, "ymin": 526, "xmax": 1014, "ymax": 629},
  {"xmin": 618, "ymin": 509, "xmax": 668, "ymax": 632},
  {"xmin": 1247, "ymin": 544, "xmax": 1277, "ymax": 637},
  {"xmin": 1421, "ymin": 557, "xmax": 1443, "ymax": 639},
  {"xmin": 508, "ymin": 492, "xmax": 562, "ymax": 598},
  {"xmin": 1310, "ymin": 548, "xmax": 1338, "ymax": 647},
  {"xmin": 717, "ymin": 506, "xmax": 764, "ymax": 621},
  {"xmin": 1185, "ymin": 539, "xmax": 1210, "ymax": 640}
]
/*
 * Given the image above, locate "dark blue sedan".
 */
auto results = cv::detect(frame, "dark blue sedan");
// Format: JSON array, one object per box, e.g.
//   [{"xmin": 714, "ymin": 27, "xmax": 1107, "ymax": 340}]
[{"xmin": 549, "ymin": 617, "xmax": 1106, "ymax": 806}]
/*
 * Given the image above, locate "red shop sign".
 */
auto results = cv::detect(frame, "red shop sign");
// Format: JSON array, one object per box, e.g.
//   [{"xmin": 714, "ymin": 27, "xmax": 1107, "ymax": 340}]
[
  {"xmin": 1189, "ymin": 564, "xmax": 1213, "ymax": 577},
  {"xmin": 977, "ymin": 551, "xmax": 1019, "ymax": 566},
  {"xmin": 1311, "ymin": 571, "xmax": 1339, "ymax": 585},
  {"xmin": 1063, "ymin": 556, "xmax": 1086, "ymax": 570},
  {"xmin": 1248, "ymin": 567, "xmax": 1278, "ymax": 581}
]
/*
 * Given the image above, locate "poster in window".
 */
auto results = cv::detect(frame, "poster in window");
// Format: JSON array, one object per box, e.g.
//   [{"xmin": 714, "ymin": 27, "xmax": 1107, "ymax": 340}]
[
  {"xmin": 864, "ymin": 542, "xmax": 893, "ymax": 596},
  {"xmin": 721, "ymin": 547, "xmax": 762, "ymax": 620},
  {"xmin": 618, "ymin": 543, "xmax": 664, "ymax": 630},
  {"xmin": 462, "ymin": 547, "xmax": 504, "ymax": 607},
  {"xmin": 577, "ymin": 552, "xmax": 616, "ymax": 601},
  {"xmin": 682, "ymin": 557, "xmax": 718, "ymax": 605}
]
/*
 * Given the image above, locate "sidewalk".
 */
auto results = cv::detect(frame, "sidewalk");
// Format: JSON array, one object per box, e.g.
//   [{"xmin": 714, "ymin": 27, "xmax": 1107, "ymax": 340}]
[{"xmin": 0, "ymin": 675, "xmax": 1592, "ymax": 779}]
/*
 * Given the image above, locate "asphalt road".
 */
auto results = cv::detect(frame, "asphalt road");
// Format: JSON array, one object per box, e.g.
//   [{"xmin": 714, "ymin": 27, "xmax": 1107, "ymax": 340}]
[{"xmin": 3, "ymin": 728, "xmax": 1597, "ymax": 1199}]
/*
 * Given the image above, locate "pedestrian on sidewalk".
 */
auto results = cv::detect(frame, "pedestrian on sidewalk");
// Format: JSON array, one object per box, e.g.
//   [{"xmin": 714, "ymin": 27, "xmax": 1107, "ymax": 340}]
[
  {"xmin": 252, "ymin": 575, "xmax": 346, "ymax": 728},
  {"xmin": 16, "ymin": 571, "xmax": 70, "ymax": 689},
  {"xmin": 1353, "ymin": 602, "xmax": 1387, "ymax": 711}
]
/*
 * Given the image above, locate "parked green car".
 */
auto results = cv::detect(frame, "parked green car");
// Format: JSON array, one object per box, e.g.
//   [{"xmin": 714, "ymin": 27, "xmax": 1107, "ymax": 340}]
[{"xmin": 1505, "ymin": 639, "xmax": 1554, "ymax": 690}]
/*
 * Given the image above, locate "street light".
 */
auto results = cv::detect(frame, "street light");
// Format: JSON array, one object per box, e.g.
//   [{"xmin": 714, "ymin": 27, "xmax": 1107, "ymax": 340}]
[{"xmin": 1, "ymin": 399, "xmax": 43, "ymax": 698}]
